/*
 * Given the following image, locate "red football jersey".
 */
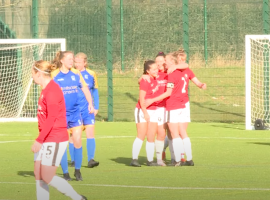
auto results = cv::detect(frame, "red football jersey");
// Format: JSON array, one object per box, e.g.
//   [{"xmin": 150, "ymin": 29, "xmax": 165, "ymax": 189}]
[
  {"xmin": 166, "ymin": 69, "xmax": 186, "ymax": 110},
  {"xmin": 179, "ymin": 68, "xmax": 195, "ymax": 104},
  {"xmin": 155, "ymin": 72, "xmax": 168, "ymax": 107},
  {"xmin": 36, "ymin": 80, "xmax": 68, "ymax": 143},
  {"xmin": 136, "ymin": 77, "xmax": 159, "ymax": 110}
]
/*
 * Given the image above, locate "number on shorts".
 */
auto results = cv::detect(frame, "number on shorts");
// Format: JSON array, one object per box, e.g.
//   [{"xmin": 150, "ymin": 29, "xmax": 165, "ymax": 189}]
[
  {"xmin": 181, "ymin": 77, "xmax": 187, "ymax": 93},
  {"xmin": 46, "ymin": 146, "xmax": 52, "ymax": 155}
]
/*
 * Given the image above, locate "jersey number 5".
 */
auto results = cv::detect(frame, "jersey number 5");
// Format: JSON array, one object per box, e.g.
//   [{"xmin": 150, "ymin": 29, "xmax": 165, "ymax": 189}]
[
  {"xmin": 181, "ymin": 77, "xmax": 187, "ymax": 93},
  {"xmin": 46, "ymin": 146, "xmax": 53, "ymax": 156}
]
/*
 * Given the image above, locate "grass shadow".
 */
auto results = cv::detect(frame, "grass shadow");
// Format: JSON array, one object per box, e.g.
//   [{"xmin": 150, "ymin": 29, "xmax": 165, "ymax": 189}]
[
  {"xmin": 248, "ymin": 142, "xmax": 270, "ymax": 146},
  {"xmin": 17, "ymin": 171, "xmax": 35, "ymax": 177},
  {"xmin": 111, "ymin": 156, "xmax": 148, "ymax": 166}
]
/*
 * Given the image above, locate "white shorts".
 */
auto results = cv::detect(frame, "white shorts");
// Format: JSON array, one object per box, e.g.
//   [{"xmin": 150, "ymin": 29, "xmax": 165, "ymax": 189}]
[
  {"xmin": 181, "ymin": 102, "xmax": 191, "ymax": 123},
  {"xmin": 156, "ymin": 107, "xmax": 166, "ymax": 126},
  {"xmin": 134, "ymin": 108, "xmax": 157, "ymax": 123},
  {"xmin": 34, "ymin": 141, "xmax": 68, "ymax": 167},
  {"xmin": 166, "ymin": 108, "xmax": 185, "ymax": 123}
]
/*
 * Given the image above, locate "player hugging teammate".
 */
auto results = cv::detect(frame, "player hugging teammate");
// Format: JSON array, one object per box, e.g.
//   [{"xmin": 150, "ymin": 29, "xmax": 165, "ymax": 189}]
[{"xmin": 131, "ymin": 49, "xmax": 206, "ymax": 167}]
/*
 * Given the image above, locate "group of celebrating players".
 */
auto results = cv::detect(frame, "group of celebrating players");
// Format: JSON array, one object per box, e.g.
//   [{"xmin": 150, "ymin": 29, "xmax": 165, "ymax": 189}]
[
  {"xmin": 31, "ymin": 51, "xmax": 100, "ymax": 200},
  {"xmin": 30, "ymin": 48, "xmax": 206, "ymax": 200},
  {"xmin": 131, "ymin": 49, "xmax": 206, "ymax": 167}
]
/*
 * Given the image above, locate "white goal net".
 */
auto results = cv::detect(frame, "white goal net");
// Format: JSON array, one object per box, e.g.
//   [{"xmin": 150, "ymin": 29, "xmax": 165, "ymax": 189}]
[
  {"xmin": 246, "ymin": 35, "xmax": 270, "ymax": 130},
  {"xmin": 0, "ymin": 39, "xmax": 66, "ymax": 122}
]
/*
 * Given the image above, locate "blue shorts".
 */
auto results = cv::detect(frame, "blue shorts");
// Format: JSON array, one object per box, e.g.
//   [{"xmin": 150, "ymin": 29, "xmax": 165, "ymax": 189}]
[
  {"xmin": 81, "ymin": 108, "xmax": 95, "ymax": 126},
  {"xmin": 66, "ymin": 110, "xmax": 83, "ymax": 129}
]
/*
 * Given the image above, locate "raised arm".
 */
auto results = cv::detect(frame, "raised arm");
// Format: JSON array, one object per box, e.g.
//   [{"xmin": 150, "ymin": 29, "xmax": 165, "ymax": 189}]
[{"xmin": 191, "ymin": 77, "xmax": 207, "ymax": 89}]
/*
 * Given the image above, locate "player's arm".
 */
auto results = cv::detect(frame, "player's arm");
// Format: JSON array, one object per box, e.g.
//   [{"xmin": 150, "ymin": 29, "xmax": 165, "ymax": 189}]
[
  {"xmin": 35, "ymin": 94, "xmax": 59, "ymax": 145},
  {"xmin": 167, "ymin": 62, "xmax": 189, "ymax": 74},
  {"xmin": 138, "ymin": 74, "xmax": 150, "ymax": 84},
  {"xmin": 79, "ymin": 71, "xmax": 94, "ymax": 113},
  {"xmin": 145, "ymin": 87, "xmax": 173, "ymax": 107},
  {"xmin": 91, "ymin": 70, "xmax": 99, "ymax": 116},
  {"xmin": 139, "ymin": 90, "xmax": 150, "ymax": 122},
  {"xmin": 191, "ymin": 77, "xmax": 207, "ymax": 89}
]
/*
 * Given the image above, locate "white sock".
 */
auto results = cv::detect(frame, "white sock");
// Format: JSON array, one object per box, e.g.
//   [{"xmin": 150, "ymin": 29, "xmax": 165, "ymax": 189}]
[
  {"xmin": 172, "ymin": 138, "xmax": 183, "ymax": 162},
  {"xmin": 155, "ymin": 140, "xmax": 164, "ymax": 160},
  {"xmin": 146, "ymin": 141, "xmax": 155, "ymax": 162},
  {"xmin": 179, "ymin": 137, "xmax": 185, "ymax": 158},
  {"xmin": 49, "ymin": 176, "xmax": 82, "ymax": 200},
  {"xmin": 132, "ymin": 137, "xmax": 143, "ymax": 159},
  {"xmin": 163, "ymin": 136, "xmax": 169, "ymax": 151},
  {"xmin": 168, "ymin": 138, "xmax": 175, "ymax": 160},
  {"xmin": 36, "ymin": 180, "xmax": 49, "ymax": 200},
  {"xmin": 183, "ymin": 137, "xmax": 192, "ymax": 161}
]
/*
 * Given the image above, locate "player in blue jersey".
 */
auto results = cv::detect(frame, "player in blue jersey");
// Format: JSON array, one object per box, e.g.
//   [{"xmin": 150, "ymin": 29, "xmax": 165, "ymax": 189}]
[
  {"xmin": 72, "ymin": 52, "xmax": 100, "ymax": 168},
  {"xmin": 51, "ymin": 51, "xmax": 94, "ymax": 181}
]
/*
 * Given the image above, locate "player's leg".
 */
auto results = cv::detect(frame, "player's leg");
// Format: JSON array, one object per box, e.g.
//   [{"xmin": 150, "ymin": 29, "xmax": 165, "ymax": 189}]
[
  {"xmin": 69, "ymin": 133, "xmax": 75, "ymax": 167},
  {"xmin": 146, "ymin": 120, "xmax": 158, "ymax": 166},
  {"xmin": 72, "ymin": 126, "xmax": 83, "ymax": 181},
  {"xmin": 131, "ymin": 108, "xmax": 147, "ymax": 167},
  {"xmin": 162, "ymin": 134, "xmax": 169, "ymax": 160},
  {"xmin": 156, "ymin": 107, "xmax": 166, "ymax": 166},
  {"xmin": 68, "ymin": 111, "xmax": 84, "ymax": 181},
  {"xmin": 179, "ymin": 102, "xmax": 194, "ymax": 166},
  {"xmin": 83, "ymin": 112, "xmax": 99, "ymax": 168},
  {"xmin": 167, "ymin": 109, "xmax": 184, "ymax": 166},
  {"xmin": 60, "ymin": 115, "xmax": 72, "ymax": 181},
  {"xmin": 166, "ymin": 127, "xmax": 175, "ymax": 163},
  {"xmin": 41, "ymin": 142, "xmax": 87, "ymax": 200},
  {"xmin": 34, "ymin": 147, "xmax": 49, "ymax": 200}
]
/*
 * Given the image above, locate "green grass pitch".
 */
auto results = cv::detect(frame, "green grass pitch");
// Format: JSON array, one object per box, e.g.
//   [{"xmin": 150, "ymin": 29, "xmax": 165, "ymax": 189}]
[{"xmin": 1, "ymin": 122, "xmax": 270, "ymax": 200}]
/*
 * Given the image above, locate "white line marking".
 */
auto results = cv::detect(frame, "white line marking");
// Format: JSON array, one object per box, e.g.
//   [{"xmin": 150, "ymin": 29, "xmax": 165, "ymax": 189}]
[
  {"xmin": 1, "ymin": 182, "xmax": 270, "ymax": 191},
  {"xmin": 0, "ymin": 136, "xmax": 134, "ymax": 144},
  {"xmin": 0, "ymin": 140, "xmax": 32, "ymax": 144},
  {"xmin": 0, "ymin": 136, "xmax": 269, "ymax": 145},
  {"xmin": 192, "ymin": 137, "xmax": 270, "ymax": 140}
]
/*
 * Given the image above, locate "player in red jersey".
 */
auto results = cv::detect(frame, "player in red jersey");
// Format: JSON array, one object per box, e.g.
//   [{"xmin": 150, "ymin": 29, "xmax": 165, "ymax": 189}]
[
  {"xmin": 170, "ymin": 49, "xmax": 206, "ymax": 166},
  {"xmin": 31, "ymin": 60, "xmax": 87, "ymax": 200},
  {"xmin": 146, "ymin": 52, "xmax": 190, "ymax": 166},
  {"xmin": 130, "ymin": 60, "xmax": 159, "ymax": 167}
]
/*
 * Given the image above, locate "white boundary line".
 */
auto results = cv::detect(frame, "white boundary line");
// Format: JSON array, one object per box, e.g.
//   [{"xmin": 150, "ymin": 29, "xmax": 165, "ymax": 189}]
[
  {"xmin": 1, "ymin": 181, "xmax": 270, "ymax": 191},
  {"xmin": 1, "ymin": 136, "xmax": 270, "ymax": 144}
]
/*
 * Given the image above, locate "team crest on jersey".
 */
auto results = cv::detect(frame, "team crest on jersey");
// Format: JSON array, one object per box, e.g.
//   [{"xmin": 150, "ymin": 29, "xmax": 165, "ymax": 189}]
[
  {"xmin": 151, "ymin": 84, "xmax": 154, "ymax": 87},
  {"xmin": 185, "ymin": 74, "xmax": 188, "ymax": 78},
  {"xmin": 71, "ymin": 75, "xmax": 76, "ymax": 81},
  {"xmin": 84, "ymin": 75, "xmax": 88, "ymax": 79}
]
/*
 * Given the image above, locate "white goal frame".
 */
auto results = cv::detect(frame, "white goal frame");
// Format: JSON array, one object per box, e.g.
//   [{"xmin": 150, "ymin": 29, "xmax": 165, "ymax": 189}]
[
  {"xmin": 245, "ymin": 35, "xmax": 270, "ymax": 130},
  {"xmin": 0, "ymin": 38, "xmax": 66, "ymax": 122}
]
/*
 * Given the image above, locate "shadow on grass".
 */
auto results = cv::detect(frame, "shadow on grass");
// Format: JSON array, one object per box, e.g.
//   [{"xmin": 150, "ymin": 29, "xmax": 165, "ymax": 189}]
[
  {"xmin": 249, "ymin": 142, "xmax": 270, "ymax": 146},
  {"xmin": 210, "ymin": 124, "xmax": 245, "ymax": 130},
  {"xmin": 111, "ymin": 156, "xmax": 148, "ymax": 166},
  {"xmin": 192, "ymin": 102, "xmax": 245, "ymax": 118},
  {"xmin": 125, "ymin": 92, "xmax": 138, "ymax": 103},
  {"xmin": 17, "ymin": 171, "xmax": 35, "ymax": 177}
]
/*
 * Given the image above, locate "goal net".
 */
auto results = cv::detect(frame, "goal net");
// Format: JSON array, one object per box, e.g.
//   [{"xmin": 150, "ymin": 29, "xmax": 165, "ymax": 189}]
[
  {"xmin": 0, "ymin": 39, "xmax": 66, "ymax": 122},
  {"xmin": 246, "ymin": 35, "xmax": 270, "ymax": 130}
]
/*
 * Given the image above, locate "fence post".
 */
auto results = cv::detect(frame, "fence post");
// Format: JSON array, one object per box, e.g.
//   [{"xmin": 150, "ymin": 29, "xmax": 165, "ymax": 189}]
[
  {"xmin": 120, "ymin": 0, "xmax": 124, "ymax": 71},
  {"xmin": 183, "ymin": 0, "xmax": 189, "ymax": 63},
  {"xmin": 106, "ymin": 0, "xmax": 113, "ymax": 121},
  {"xmin": 32, "ymin": 0, "xmax": 39, "ymax": 116},
  {"xmin": 263, "ymin": 0, "xmax": 269, "ymax": 122},
  {"xmin": 204, "ymin": 0, "xmax": 208, "ymax": 63}
]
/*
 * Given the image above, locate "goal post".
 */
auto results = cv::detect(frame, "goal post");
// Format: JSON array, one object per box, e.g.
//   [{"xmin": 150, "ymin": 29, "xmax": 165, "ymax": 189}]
[
  {"xmin": 0, "ymin": 38, "xmax": 66, "ymax": 122},
  {"xmin": 245, "ymin": 35, "xmax": 270, "ymax": 130}
]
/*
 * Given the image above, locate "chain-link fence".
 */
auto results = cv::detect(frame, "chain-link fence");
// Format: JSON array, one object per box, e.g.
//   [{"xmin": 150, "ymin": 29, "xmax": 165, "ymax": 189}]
[{"xmin": 0, "ymin": 0, "xmax": 269, "ymax": 122}]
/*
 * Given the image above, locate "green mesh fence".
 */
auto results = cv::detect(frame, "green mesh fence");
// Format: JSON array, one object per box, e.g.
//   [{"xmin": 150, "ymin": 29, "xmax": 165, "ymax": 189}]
[{"xmin": 0, "ymin": 0, "xmax": 269, "ymax": 122}]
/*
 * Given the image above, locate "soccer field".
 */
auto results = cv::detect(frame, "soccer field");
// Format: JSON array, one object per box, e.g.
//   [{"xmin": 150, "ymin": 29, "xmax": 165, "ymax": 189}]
[{"xmin": 1, "ymin": 122, "xmax": 270, "ymax": 200}]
